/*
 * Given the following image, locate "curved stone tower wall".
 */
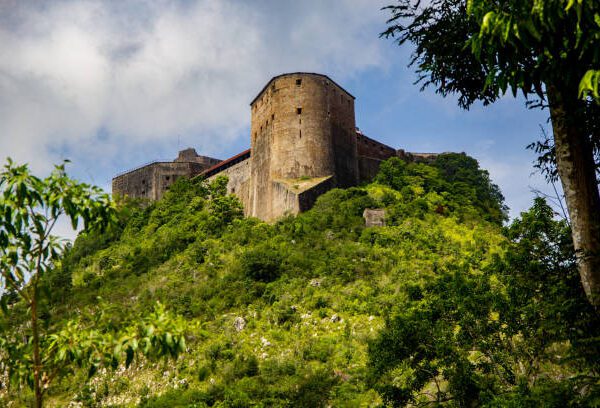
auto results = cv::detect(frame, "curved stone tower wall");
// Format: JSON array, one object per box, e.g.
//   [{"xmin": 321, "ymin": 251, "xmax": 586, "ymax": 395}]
[{"xmin": 249, "ymin": 73, "xmax": 358, "ymax": 220}]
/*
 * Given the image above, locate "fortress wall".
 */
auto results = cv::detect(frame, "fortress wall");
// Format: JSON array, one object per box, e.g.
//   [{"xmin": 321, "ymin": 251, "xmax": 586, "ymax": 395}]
[
  {"xmin": 207, "ymin": 158, "xmax": 252, "ymax": 215},
  {"xmin": 356, "ymin": 133, "xmax": 396, "ymax": 161},
  {"xmin": 154, "ymin": 162, "xmax": 206, "ymax": 200},
  {"xmin": 112, "ymin": 165, "xmax": 157, "ymax": 200},
  {"xmin": 250, "ymin": 91, "xmax": 274, "ymax": 219},
  {"xmin": 356, "ymin": 133, "xmax": 397, "ymax": 183},
  {"xmin": 113, "ymin": 162, "xmax": 204, "ymax": 201},
  {"xmin": 358, "ymin": 156, "xmax": 386, "ymax": 184},
  {"xmin": 249, "ymin": 73, "xmax": 359, "ymax": 220},
  {"xmin": 256, "ymin": 74, "xmax": 336, "ymax": 181},
  {"xmin": 111, "ymin": 72, "xmax": 435, "ymax": 221},
  {"xmin": 328, "ymin": 81, "xmax": 358, "ymax": 187}
]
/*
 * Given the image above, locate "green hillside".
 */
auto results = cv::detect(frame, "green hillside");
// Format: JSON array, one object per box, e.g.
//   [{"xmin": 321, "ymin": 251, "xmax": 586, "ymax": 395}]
[{"xmin": 2, "ymin": 154, "xmax": 598, "ymax": 407}]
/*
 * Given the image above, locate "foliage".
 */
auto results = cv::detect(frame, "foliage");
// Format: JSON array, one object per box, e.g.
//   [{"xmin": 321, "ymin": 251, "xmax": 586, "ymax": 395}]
[
  {"xmin": 2, "ymin": 154, "xmax": 592, "ymax": 407},
  {"xmin": 0, "ymin": 159, "xmax": 116, "ymax": 407},
  {"xmin": 383, "ymin": 0, "xmax": 600, "ymax": 106},
  {"xmin": 375, "ymin": 153, "xmax": 507, "ymax": 224},
  {"xmin": 368, "ymin": 198, "xmax": 600, "ymax": 407},
  {"xmin": 383, "ymin": 0, "xmax": 600, "ymax": 307},
  {"xmin": 0, "ymin": 159, "xmax": 189, "ymax": 407}
]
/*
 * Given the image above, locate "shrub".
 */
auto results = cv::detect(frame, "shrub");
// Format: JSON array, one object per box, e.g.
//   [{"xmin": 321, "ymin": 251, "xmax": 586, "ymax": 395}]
[{"xmin": 240, "ymin": 246, "xmax": 283, "ymax": 283}]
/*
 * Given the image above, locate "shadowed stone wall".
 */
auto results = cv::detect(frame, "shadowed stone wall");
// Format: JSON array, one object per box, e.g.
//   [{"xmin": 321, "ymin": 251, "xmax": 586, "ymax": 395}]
[
  {"xmin": 112, "ymin": 161, "xmax": 205, "ymax": 201},
  {"xmin": 112, "ymin": 148, "xmax": 221, "ymax": 201},
  {"xmin": 249, "ymin": 73, "xmax": 358, "ymax": 220}
]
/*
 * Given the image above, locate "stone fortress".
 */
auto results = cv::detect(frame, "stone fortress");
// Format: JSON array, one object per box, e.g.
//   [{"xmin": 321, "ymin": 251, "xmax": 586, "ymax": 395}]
[{"xmin": 112, "ymin": 73, "xmax": 438, "ymax": 221}]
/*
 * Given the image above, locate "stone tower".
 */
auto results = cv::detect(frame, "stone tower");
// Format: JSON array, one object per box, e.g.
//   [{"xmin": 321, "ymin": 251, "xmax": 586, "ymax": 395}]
[{"xmin": 249, "ymin": 73, "xmax": 359, "ymax": 220}]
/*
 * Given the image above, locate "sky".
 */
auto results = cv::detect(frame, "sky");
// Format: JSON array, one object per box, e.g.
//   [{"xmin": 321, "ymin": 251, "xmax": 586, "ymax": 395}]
[{"xmin": 0, "ymin": 0, "xmax": 556, "ymax": 239}]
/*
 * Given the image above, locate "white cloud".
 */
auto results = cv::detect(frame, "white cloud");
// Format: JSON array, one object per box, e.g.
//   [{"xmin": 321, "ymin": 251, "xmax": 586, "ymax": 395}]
[{"xmin": 0, "ymin": 0, "xmax": 389, "ymax": 177}]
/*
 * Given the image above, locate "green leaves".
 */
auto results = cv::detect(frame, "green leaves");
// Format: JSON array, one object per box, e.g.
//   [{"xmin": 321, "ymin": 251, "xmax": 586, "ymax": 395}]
[
  {"xmin": 368, "ymin": 198, "xmax": 600, "ymax": 406},
  {"xmin": 579, "ymin": 69, "xmax": 600, "ymax": 99},
  {"xmin": 2, "ymin": 301, "xmax": 190, "ymax": 392}
]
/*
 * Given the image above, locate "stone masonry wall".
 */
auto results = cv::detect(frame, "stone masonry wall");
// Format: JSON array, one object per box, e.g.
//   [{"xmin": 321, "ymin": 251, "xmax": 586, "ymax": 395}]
[
  {"xmin": 249, "ymin": 73, "xmax": 358, "ymax": 220},
  {"xmin": 207, "ymin": 158, "xmax": 252, "ymax": 216},
  {"xmin": 356, "ymin": 132, "xmax": 397, "ymax": 183},
  {"xmin": 112, "ymin": 161, "xmax": 205, "ymax": 201}
]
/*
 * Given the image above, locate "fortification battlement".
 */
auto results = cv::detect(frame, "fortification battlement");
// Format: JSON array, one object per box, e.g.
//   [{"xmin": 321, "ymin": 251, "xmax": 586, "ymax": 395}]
[{"xmin": 112, "ymin": 72, "xmax": 440, "ymax": 220}]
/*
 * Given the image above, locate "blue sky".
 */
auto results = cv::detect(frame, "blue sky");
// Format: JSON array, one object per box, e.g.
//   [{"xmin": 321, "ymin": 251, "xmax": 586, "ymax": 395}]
[{"xmin": 0, "ymin": 0, "xmax": 555, "ymax": 238}]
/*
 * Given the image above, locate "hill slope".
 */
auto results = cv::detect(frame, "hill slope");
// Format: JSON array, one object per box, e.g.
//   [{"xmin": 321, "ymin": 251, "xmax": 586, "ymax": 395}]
[{"xmin": 2, "ymin": 154, "xmax": 597, "ymax": 407}]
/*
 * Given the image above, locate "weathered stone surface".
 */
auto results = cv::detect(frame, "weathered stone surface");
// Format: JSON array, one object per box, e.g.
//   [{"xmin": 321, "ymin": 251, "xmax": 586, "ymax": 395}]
[
  {"xmin": 233, "ymin": 317, "xmax": 246, "ymax": 332},
  {"xmin": 363, "ymin": 209, "xmax": 386, "ymax": 227},
  {"xmin": 112, "ymin": 148, "xmax": 220, "ymax": 201}
]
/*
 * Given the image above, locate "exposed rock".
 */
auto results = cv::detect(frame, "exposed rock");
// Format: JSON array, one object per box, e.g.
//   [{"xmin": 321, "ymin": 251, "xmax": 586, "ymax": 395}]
[
  {"xmin": 330, "ymin": 314, "xmax": 342, "ymax": 323},
  {"xmin": 233, "ymin": 316, "xmax": 246, "ymax": 332},
  {"xmin": 309, "ymin": 278, "xmax": 322, "ymax": 287},
  {"xmin": 261, "ymin": 337, "xmax": 271, "ymax": 347},
  {"xmin": 363, "ymin": 208, "xmax": 386, "ymax": 227}
]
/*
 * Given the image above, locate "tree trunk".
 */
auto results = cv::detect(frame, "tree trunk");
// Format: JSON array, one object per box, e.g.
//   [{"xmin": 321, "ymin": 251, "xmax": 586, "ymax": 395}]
[
  {"xmin": 548, "ymin": 85, "xmax": 600, "ymax": 308},
  {"xmin": 31, "ymin": 294, "xmax": 43, "ymax": 408}
]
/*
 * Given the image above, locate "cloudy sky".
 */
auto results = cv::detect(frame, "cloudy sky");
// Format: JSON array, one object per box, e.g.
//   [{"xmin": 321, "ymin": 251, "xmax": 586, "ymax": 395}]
[{"xmin": 0, "ymin": 0, "xmax": 555, "ymax": 238}]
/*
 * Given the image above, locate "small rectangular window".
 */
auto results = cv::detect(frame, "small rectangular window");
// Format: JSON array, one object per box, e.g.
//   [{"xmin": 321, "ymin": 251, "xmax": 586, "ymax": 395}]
[
  {"xmin": 296, "ymin": 79, "xmax": 302, "ymax": 86},
  {"xmin": 296, "ymin": 107, "xmax": 302, "ymax": 115}
]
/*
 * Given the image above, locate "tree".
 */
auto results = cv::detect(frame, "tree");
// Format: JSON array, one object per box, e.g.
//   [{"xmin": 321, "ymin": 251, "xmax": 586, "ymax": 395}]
[
  {"xmin": 0, "ymin": 160, "xmax": 188, "ymax": 407},
  {"xmin": 383, "ymin": 0, "xmax": 600, "ymax": 307},
  {"xmin": 368, "ymin": 198, "xmax": 600, "ymax": 406}
]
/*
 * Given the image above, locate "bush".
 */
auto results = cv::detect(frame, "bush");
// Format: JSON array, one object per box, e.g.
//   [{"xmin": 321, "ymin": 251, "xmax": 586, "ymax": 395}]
[
  {"xmin": 138, "ymin": 389, "xmax": 211, "ymax": 408},
  {"xmin": 240, "ymin": 246, "xmax": 283, "ymax": 283}
]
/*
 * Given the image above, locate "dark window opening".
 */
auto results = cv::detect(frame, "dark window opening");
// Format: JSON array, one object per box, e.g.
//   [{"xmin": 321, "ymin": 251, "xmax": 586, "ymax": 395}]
[
  {"xmin": 296, "ymin": 79, "xmax": 302, "ymax": 86},
  {"xmin": 165, "ymin": 176, "xmax": 170, "ymax": 181},
  {"xmin": 142, "ymin": 180, "xmax": 146, "ymax": 184},
  {"xmin": 299, "ymin": 129, "xmax": 302, "ymax": 139},
  {"xmin": 296, "ymin": 107, "xmax": 302, "ymax": 115},
  {"xmin": 272, "ymin": 114, "xmax": 275, "ymax": 121}
]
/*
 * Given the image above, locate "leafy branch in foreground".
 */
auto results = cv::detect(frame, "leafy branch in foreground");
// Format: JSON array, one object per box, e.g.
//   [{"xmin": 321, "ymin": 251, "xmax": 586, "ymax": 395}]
[
  {"xmin": 0, "ymin": 159, "xmax": 190, "ymax": 407},
  {"xmin": 1, "ymin": 301, "xmax": 190, "ymax": 392}
]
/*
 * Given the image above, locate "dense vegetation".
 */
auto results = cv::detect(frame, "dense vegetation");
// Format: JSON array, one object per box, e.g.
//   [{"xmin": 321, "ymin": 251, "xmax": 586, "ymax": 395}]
[{"xmin": 1, "ymin": 153, "xmax": 597, "ymax": 407}]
